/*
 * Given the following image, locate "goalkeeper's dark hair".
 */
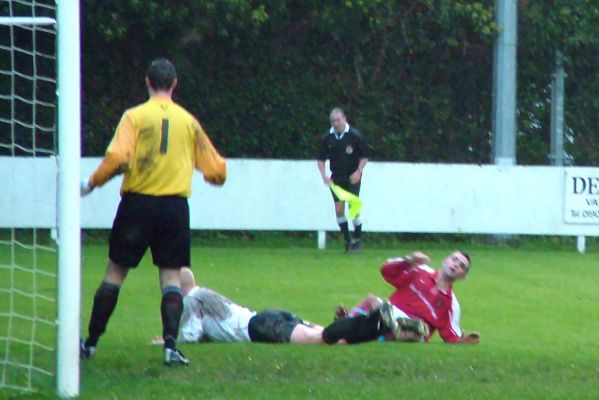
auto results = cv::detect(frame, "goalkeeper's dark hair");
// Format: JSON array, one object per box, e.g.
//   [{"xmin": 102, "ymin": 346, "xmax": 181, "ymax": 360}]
[{"xmin": 146, "ymin": 58, "xmax": 177, "ymax": 91}]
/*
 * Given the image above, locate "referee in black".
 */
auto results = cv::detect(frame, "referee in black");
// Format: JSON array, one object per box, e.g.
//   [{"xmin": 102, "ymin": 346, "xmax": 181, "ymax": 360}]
[{"xmin": 317, "ymin": 107, "xmax": 368, "ymax": 253}]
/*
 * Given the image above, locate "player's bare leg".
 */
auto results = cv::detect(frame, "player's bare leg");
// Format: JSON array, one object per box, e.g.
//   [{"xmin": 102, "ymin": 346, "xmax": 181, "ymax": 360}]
[
  {"xmin": 290, "ymin": 324, "xmax": 325, "ymax": 344},
  {"xmin": 81, "ymin": 260, "xmax": 129, "ymax": 358},
  {"xmin": 159, "ymin": 268, "xmax": 189, "ymax": 366},
  {"xmin": 103, "ymin": 259, "xmax": 130, "ymax": 285}
]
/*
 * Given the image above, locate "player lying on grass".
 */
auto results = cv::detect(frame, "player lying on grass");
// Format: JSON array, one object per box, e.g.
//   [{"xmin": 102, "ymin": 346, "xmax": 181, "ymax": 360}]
[
  {"xmin": 154, "ymin": 267, "xmax": 325, "ymax": 344},
  {"xmin": 336, "ymin": 250, "xmax": 480, "ymax": 344},
  {"xmin": 153, "ymin": 268, "xmax": 426, "ymax": 345}
]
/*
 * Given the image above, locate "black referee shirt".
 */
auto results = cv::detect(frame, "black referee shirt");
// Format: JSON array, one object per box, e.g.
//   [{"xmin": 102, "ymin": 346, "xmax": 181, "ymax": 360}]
[{"xmin": 317, "ymin": 125, "xmax": 368, "ymax": 182}]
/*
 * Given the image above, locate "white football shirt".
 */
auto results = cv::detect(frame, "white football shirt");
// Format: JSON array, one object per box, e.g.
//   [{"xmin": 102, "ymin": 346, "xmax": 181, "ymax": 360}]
[{"xmin": 179, "ymin": 286, "xmax": 256, "ymax": 343}]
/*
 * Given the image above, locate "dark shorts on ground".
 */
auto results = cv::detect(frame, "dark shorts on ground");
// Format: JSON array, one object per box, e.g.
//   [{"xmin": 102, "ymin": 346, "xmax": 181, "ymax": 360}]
[
  {"xmin": 108, "ymin": 192, "xmax": 190, "ymax": 269},
  {"xmin": 330, "ymin": 179, "xmax": 361, "ymax": 202},
  {"xmin": 247, "ymin": 310, "xmax": 304, "ymax": 343}
]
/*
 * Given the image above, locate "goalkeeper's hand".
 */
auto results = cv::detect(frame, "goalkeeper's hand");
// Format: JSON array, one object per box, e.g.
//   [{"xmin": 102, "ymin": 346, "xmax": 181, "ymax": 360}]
[
  {"xmin": 80, "ymin": 178, "xmax": 94, "ymax": 196},
  {"xmin": 203, "ymin": 174, "xmax": 225, "ymax": 186}
]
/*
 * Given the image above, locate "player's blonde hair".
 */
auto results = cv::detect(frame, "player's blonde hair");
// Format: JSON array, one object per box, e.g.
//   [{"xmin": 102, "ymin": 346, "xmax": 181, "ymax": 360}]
[{"xmin": 180, "ymin": 267, "xmax": 196, "ymax": 295}]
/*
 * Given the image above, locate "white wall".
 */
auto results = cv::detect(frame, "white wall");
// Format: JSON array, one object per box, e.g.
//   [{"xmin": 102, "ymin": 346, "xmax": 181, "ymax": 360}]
[
  {"xmin": 1, "ymin": 157, "xmax": 598, "ymax": 236},
  {"xmin": 0, "ymin": 157, "xmax": 58, "ymax": 228}
]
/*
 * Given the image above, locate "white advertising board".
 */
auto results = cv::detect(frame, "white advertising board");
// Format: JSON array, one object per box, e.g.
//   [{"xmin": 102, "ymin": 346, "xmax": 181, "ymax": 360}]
[{"xmin": 564, "ymin": 169, "xmax": 599, "ymax": 224}]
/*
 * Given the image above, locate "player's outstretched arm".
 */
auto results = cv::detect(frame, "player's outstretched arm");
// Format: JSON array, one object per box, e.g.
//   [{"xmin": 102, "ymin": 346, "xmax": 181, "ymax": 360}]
[
  {"xmin": 82, "ymin": 113, "xmax": 136, "ymax": 196},
  {"xmin": 380, "ymin": 254, "xmax": 422, "ymax": 287},
  {"xmin": 193, "ymin": 122, "xmax": 226, "ymax": 185},
  {"xmin": 406, "ymin": 251, "xmax": 430, "ymax": 266},
  {"xmin": 456, "ymin": 332, "xmax": 480, "ymax": 344}
]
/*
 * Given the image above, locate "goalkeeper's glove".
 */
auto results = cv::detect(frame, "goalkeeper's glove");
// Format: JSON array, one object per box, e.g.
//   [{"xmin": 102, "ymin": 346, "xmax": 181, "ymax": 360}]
[{"xmin": 80, "ymin": 178, "xmax": 94, "ymax": 196}]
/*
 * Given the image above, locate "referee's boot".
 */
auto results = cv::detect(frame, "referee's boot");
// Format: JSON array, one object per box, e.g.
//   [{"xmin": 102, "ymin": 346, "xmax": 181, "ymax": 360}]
[
  {"xmin": 348, "ymin": 239, "xmax": 362, "ymax": 254},
  {"xmin": 344, "ymin": 240, "xmax": 352, "ymax": 254},
  {"xmin": 164, "ymin": 347, "xmax": 189, "ymax": 366}
]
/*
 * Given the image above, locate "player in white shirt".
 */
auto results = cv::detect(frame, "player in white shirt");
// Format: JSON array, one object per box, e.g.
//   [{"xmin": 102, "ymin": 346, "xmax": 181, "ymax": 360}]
[{"xmin": 173, "ymin": 268, "xmax": 324, "ymax": 344}]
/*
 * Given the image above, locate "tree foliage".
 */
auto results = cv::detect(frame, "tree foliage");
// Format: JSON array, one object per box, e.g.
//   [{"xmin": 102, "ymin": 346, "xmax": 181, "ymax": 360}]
[{"xmin": 81, "ymin": 0, "xmax": 598, "ymax": 165}]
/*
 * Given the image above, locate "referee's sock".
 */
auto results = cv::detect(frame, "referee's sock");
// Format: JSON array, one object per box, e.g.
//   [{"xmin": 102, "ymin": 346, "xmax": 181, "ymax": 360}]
[
  {"xmin": 352, "ymin": 216, "xmax": 362, "ymax": 240},
  {"xmin": 337, "ymin": 216, "xmax": 351, "ymax": 243},
  {"xmin": 161, "ymin": 286, "xmax": 183, "ymax": 350},
  {"xmin": 85, "ymin": 281, "xmax": 121, "ymax": 348}
]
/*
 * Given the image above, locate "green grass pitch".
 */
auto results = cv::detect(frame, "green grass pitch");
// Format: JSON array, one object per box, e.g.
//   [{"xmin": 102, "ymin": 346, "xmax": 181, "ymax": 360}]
[{"xmin": 2, "ymin": 238, "xmax": 599, "ymax": 399}]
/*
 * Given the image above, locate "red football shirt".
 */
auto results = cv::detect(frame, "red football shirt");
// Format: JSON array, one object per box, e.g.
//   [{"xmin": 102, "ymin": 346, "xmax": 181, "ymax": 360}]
[{"xmin": 381, "ymin": 258, "xmax": 462, "ymax": 343}]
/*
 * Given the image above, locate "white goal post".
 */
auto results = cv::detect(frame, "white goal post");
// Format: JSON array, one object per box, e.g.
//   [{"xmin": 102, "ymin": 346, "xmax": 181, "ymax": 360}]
[
  {"xmin": 55, "ymin": 0, "xmax": 81, "ymax": 398},
  {"xmin": 0, "ymin": 1, "xmax": 81, "ymax": 398}
]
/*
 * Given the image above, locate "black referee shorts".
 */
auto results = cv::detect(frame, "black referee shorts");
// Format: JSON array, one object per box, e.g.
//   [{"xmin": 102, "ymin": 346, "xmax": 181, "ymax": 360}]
[
  {"xmin": 247, "ymin": 310, "xmax": 304, "ymax": 343},
  {"xmin": 108, "ymin": 192, "xmax": 190, "ymax": 269},
  {"xmin": 330, "ymin": 179, "xmax": 361, "ymax": 202}
]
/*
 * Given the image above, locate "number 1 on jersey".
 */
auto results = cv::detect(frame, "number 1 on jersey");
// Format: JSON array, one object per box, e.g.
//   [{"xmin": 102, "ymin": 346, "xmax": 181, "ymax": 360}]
[{"xmin": 160, "ymin": 118, "xmax": 169, "ymax": 154}]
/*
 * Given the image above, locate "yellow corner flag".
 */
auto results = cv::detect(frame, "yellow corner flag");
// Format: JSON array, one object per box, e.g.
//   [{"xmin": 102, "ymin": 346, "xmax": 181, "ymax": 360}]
[{"xmin": 330, "ymin": 183, "xmax": 362, "ymax": 220}]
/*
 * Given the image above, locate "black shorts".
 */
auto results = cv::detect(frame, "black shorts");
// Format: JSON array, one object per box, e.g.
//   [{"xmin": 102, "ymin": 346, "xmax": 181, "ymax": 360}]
[
  {"xmin": 247, "ymin": 310, "xmax": 303, "ymax": 343},
  {"xmin": 330, "ymin": 179, "xmax": 361, "ymax": 202},
  {"xmin": 108, "ymin": 192, "xmax": 190, "ymax": 269}
]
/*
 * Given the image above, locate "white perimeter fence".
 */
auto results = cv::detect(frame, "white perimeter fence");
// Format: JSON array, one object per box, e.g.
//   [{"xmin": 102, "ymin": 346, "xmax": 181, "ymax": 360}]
[{"xmin": 1, "ymin": 157, "xmax": 598, "ymax": 249}]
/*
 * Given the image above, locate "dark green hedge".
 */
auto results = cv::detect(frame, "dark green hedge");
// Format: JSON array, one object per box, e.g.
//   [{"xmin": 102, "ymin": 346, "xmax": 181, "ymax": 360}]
[{"xmin": 81, "ymin": 0, "xmax": 598, "ymax": 165}]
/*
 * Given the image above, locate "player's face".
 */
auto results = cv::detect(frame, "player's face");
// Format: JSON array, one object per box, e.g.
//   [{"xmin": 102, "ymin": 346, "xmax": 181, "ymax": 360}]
[
  {"xmin": 330, "ymin": 112, "xmax": 347, "ymax": 133},
  {"xmin": 441, "ymin": 251, "xmax": 470, "ymax": 281}
]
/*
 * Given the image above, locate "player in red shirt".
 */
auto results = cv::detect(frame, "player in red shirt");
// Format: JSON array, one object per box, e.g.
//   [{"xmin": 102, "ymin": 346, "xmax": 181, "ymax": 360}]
[
  {"xmin": 379, "ymin": 250, "xmax": 479, "ymax": 344},
  {"xmin": 338, "ymin": 251, "xmax": 479, "ymax": 344}
]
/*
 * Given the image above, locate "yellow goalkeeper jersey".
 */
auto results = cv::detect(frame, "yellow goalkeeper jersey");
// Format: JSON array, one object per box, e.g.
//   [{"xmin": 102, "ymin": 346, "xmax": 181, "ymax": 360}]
[{"xmin": 90, "ymin": 95, "xmax": 226, "ymax": 197}]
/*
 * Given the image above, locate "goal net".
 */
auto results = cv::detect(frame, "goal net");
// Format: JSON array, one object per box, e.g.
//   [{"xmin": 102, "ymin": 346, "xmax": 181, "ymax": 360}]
[{"xmin": 1, "ymin": 0, "xmax": 81, "ymax": 397}]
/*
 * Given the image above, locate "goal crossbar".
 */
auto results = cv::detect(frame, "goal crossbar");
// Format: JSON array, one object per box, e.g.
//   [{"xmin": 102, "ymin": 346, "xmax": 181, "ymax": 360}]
[{"xmin": 0, "ymin": 17, "xmax": 56, "ymax": 26}]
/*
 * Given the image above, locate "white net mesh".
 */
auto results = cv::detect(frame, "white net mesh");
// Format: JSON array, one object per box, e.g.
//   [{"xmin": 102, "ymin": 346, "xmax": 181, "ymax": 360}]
[{"xmin": 0, "ymin": 0, "xmax": 58, "ymax": 393}]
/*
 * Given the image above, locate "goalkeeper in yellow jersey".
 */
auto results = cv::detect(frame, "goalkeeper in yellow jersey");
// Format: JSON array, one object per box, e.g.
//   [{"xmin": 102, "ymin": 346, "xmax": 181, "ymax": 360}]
[{"xmin": 80, "ymin": 58, "xmax": 227, "ymax": 366}]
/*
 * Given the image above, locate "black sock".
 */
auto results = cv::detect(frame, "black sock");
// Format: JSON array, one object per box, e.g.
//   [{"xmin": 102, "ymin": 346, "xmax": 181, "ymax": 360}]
[
  {"xmin": 338, "ymin": 221, "xmax": 351, "ymax": 243},
  {"xmin": 353, "ymin": 222, "xmax": 362, "ymax": 240},
  {"xmin": 85, "ymin": 282, "xmax": 121, "ymax": 347},
  {"xmin": 322, "ymin": 310, "xmax": 384, "ymax": 344},
  {"xmin": 161, "ymin": 286, "xmax": 183, "ymax": 350}
]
